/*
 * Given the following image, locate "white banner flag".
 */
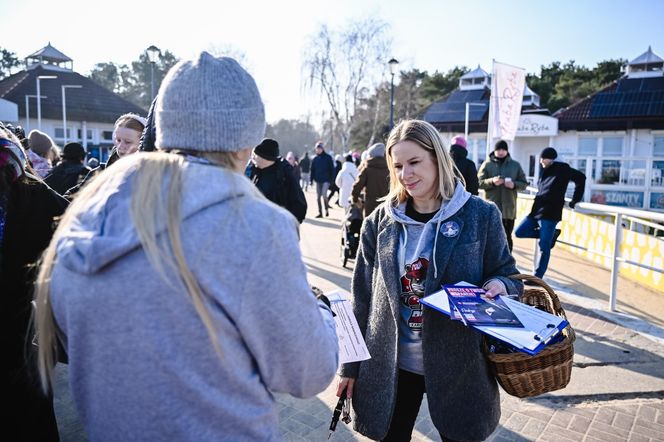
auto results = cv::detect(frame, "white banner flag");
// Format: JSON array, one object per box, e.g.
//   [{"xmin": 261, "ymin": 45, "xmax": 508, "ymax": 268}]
[{"xmin": 491, "ymin": 61, "xmax": 526, "ymax": 141}]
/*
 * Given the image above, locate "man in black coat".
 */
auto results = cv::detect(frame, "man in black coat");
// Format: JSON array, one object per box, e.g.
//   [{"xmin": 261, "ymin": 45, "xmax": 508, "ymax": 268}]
[
  {"xmin": 250, "ymin": 138, "xmax": 307, "ymax": 223},
  {"xmin": 44, "ymin": 142, "xmax": 91, "ymax": 195},
  {"xmin": 515, "ymin": 147, "xmax": 586, "ymax": 279},
  {"xmin": 449, "ymin": 136, "xmax": 479, "ymax": 195},
  {"xmin": 309, "ymin": 142, "xmax": 335, "ymax": 218}
]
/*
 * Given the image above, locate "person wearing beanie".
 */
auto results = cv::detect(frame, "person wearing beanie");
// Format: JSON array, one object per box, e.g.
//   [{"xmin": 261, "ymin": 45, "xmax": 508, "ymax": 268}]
[
  {"xmin": 351, "ymin": 142, "xmax": 390, "ymax": 217},
  {"xmin": 335, "ymin": 153, "xmax": 359, "ymax": 209},
  {"xmin": 515, "ymin": 146, "xmax": 586, "ymax": 280},
  {"xmin": 27, "ymin": 129, "xmax": 58, "ymax": 178},
  {"xmin": 448, "ymin": 135, "xmax": 479, "ymax": 196},
  {"xmin": 249, "ymin": 138, "xmax": 307, "ymax": 223},
  {"xmin": 44, "ymin": 142, "xmax": 91, "ymax": 195},
  {"xmin": 34, "ymin": 52, "xmax": 338, "ymax": 441},
  {"xmin": 310, "ymin": 141, "xmax": 336, "ymax": 217},
  {"xmin": 478, "ymin": 139, "xmax": 528, "ymax": 251}
]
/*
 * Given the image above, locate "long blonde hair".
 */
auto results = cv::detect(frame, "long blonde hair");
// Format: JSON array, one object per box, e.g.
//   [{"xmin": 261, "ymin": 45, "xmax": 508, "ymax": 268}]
[
  {"xmin": 35, "ymin": 150, "xmax": 246, "ymax": 392},
  {"xmin": 383, "ymin": 119, "xmax": 462, "ymax": 208}
]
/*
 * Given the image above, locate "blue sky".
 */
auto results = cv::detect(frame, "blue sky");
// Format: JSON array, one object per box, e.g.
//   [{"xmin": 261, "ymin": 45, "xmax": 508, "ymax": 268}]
[{"xmin": 4, "ymin": 0, "xmax": 663, "ymax": 124}]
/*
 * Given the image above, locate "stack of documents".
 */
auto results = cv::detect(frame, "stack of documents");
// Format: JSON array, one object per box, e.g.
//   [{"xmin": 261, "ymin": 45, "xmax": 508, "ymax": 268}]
[{"xmin": 420, "ymin": 283, "xmax": 568, "ymax": 355}]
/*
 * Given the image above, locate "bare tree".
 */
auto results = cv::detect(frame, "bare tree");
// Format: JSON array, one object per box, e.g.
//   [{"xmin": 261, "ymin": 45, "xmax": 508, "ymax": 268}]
[{"xmin": 304, "ymin": 17, "xmax": 391, "ymax": 151}]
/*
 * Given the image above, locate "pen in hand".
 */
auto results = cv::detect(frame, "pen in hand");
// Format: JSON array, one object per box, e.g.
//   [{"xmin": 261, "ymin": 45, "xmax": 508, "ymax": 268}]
[{"xmin": 328, "ymin": 387, "xmax": 348, "ymax": 439}]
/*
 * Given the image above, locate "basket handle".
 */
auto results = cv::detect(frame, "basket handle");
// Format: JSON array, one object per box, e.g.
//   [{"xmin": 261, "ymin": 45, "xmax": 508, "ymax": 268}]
[{"xmin": 509, "ymin": 274, "xmax": 564, "ymax": 315}]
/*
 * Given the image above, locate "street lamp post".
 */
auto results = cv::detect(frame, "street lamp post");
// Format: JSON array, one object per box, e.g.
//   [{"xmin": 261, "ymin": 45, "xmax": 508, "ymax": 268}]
[
  {"xmin": 388, "ymin": 58, "xmax": 399, "ymax": 129},
  {"xmin": 62, "ymin": 85, "xmax": 82, "ymax": 144},
  {"xmin": 146, "ymin": 45, "xmax": 161, "ymax": 102},
  {"xmin": 24, "ymin": 94, "xmax": 48, "ymax": 133},
  {"xmin": 37, "ymin": 75, "xmax": 57, "ymax": 130}
]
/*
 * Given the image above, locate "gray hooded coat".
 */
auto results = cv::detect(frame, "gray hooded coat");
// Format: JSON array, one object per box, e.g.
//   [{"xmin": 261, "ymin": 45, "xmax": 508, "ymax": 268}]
[
  {"xmin": 339, "ymin": 186, "xmax": 522, "ymax": 441},
  {"xmin": 49, "ymin": 157, "xmax": 338, "ymax": 441}
]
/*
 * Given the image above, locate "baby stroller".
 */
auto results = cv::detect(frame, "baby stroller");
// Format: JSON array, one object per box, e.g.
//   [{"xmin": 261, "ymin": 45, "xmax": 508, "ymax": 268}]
[{"xmin": 340, "ymin": 198, "xmax": 364, "ymax": 268}]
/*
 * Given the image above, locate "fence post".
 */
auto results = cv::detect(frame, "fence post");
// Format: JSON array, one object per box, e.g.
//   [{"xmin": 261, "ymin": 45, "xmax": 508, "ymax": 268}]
[{"xmin": 609, "ymin": 213, "xmax": 623, "ymax": 311}]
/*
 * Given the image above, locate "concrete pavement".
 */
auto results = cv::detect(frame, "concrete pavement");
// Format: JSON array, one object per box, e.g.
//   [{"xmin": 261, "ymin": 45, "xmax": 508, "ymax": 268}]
[{"xmin": 54, "ymin": 189, "xmax": 664, "ymax": 441}]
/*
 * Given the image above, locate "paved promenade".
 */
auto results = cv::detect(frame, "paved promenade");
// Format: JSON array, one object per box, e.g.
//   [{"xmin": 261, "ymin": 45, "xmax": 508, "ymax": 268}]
[{"xmin": 54, "ymin": 189, "xmax": 664, "ymax": 441}]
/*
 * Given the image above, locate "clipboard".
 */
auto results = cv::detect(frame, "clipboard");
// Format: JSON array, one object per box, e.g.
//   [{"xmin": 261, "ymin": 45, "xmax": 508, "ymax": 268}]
[{"xmin": 420, "ymin": 284, "xmax": 568, "ymax": 355}]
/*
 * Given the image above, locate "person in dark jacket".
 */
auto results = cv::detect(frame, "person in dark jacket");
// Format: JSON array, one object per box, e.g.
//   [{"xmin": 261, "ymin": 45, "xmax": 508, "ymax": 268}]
[
  {"xmin": 44, "ymin": 142, "xmax": 91, "ymax": 195},
  {"xmin": 310, "ymin": 142, "xmax": 335, "ymax": 218},
  {"xmin": 299, "ymin": 152, "xmax": 311, "ymax": 191},
  {"xmin": 0, "ymin": 124, "xmax": 68, "ymax": 441},
  {"xmin": 515, "ymin": 147, "xmax": 586, "ymax": 279},
  {"xmin": 449, "ymin": 135, "xmax": 479, "ymax": 195},
  {"xmin": 478, "ymin": 140, "xmax": 528, "ymax": 251},
  {"xmin": 250, "ymin": 138, "xmax": 307, "ymax": 223},
  {"xmin": 139, "ymin": 96, "xmax": 158, "ymax": 152},
  {"xmin": 327, "ymin": 154, "xmax": 343, "ymax": 206},
  {"xmin": 351, "ymin": 142, "xmax": 390, "ymax": 218}
]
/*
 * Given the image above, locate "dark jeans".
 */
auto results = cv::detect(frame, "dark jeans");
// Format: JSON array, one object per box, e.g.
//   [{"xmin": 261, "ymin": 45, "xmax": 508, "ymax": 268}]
[
  {"xmin": 382, "ymin": 370, "xmax": 460, "ymax": 442},
  {"xmin": 502, "ymin": 218, "xmax": 515, "ymax": 251},
  {"xmin": 514, "ymin": 216, "xmax": 557, "ymax": 278},
  {"xmin": 315, "ymin": 181, "xmax": 330, "ymax": 215}
]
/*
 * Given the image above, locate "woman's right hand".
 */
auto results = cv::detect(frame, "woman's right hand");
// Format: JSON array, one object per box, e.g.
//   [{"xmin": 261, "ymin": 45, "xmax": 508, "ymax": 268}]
[{"xmin": 336, "ymin": 377, "xmax": 355, "ymax": 399}]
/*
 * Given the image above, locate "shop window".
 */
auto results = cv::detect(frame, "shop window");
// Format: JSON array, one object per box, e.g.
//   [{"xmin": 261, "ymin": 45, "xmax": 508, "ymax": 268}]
[
  {"xmin": 102, "ymin": 130, "xmax": 114, "ymax": 141},
  {"xmin": 654, "ymin": 136, "xmax": 664, "ymax": 156},
  {"xmin": 54, "ymin": 128, "xmax": 70, "ymax": 139},
  {"xmin": 578, "ymin": 137, "xmax": 598, "ymax": 155},
  {"xmin": 603, "ymin": 137, "xmax": 623, "ymax": 156},
  {"xmin": 598, "ymin": 160, "xmax": 621, "ymax": 184},
  {"xmin": 77, "ymin": 129, "xmax": 93, "ymax": 140}
]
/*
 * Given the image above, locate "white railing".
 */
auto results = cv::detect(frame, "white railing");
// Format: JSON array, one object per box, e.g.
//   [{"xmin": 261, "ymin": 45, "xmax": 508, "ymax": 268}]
[{"xmin": 518, "ymin": 191, "xmax": 664, "ymax": 311}]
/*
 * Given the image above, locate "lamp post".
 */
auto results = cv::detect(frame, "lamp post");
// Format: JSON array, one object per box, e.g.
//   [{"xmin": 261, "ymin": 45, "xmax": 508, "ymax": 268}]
[
  {"xmin": 24, "ymin": 94, "xmax": 48, "ymax": 133},
  {"xmin": 61, "ymin": 85, "xmax": 82, "ymax": 144},
  {"xmin": 388, "ymin": 58, "xmax": 399, "ymax": 129},
  {"xmin": 37, "ymin": 75, "xmax": 57, "ymax": 130},
  {"xmin": 146, "ymin": 45, "xmax": 161, "ymax": 102}
]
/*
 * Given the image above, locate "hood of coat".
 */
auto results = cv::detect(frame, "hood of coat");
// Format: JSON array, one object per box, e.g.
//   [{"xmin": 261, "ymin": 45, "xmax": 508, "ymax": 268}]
[
  {"xmin": 55, "ymin": 154, "xmax": 258, "ymax": 275},
  {"xmin": 387, "ymin": 181, "xmax": 470, "ymax": 227},
  {"xmin": 450, "ymin": 144, "xmax": 468, "ymax": 161},
  {"xmin": 340, "ymin": 161, "xmax": 358, "ymax": 175},
  {"xmin": 366, "ymin": 155, "xmax": 388, "ymax": 170}
]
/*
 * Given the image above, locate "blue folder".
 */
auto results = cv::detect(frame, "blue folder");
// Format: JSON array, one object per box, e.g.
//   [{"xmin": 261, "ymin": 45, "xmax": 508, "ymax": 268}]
[{"xmin": 420, "ymin": 284, "xmax": 568, "ymax": 355}]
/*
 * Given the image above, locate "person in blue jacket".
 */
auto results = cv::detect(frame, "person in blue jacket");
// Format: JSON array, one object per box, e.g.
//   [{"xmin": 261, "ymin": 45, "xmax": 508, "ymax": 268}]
[{"xmin": 310, "ymin": 141, "xmax": 335, "ymax": 218}]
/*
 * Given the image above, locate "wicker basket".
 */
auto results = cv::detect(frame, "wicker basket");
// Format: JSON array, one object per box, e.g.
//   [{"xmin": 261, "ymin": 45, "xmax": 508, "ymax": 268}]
[{"xmin": 485, "ymin": 274, "xmax": 575, "ymax": 398}]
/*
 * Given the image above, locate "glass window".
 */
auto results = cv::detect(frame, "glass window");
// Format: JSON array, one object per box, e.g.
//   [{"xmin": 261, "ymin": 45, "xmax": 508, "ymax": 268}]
[
  {"xmin": 654, "ymin": 136, "xmax": 664, "ymax": 156},
  {"xmin": 54, "ymin": 128, "xmax": 70, "ymax": 139},
  {"xmin": 77, "ymin": 129, "xmax": 93, "ymax": 140},
  {"xmin": 603, "ymin": 137, "xmax": 623, "ymax": 156},
  {"xmin": 653, "ymin": 161, "xmax": 664, "ymax": 186},
  {"xmin": 598, "ymin": 160, "xmax": 621, "ymax": 184},
  {"xmin": 102, "ymin": 131, "xmax": 114, "ymax": 141},
  {"xmin": 578, "ymin": 137, "xmax": 598, "ymax": 155}
]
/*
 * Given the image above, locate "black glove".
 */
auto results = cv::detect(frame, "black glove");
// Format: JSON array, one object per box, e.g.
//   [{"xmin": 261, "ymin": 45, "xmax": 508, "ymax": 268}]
[
  {"xmin": 311, "ymin": 286, "xmax": 336, "ymax": 316},
  {"xmin": 569, "ymin": 200, "xmax": 578, "ymax": 209}
]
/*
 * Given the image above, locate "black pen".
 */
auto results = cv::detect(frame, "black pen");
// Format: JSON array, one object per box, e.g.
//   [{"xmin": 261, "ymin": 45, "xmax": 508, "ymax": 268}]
[{"xmin": 328, "ymin": 387, "xmax": 347, "ymax": 439}]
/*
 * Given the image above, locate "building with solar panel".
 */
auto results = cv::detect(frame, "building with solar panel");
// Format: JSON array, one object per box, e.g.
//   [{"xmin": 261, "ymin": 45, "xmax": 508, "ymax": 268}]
[
  {"xmin": 554, "ymin": 46, "xmax": 664, "ymax": 211},
  {"xmin": 423, "ymin": 47, "xmax": 664, "ymax": 211},
  {"xmin": 0, "ymin": 43, "xmax": 146, "ymax": 162}
]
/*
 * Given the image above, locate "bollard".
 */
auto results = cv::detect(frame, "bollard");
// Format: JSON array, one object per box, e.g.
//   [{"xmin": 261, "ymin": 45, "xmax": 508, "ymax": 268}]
[{"xmin": 609, "ymin": 213, "xmax": 623, "ymax": 312}]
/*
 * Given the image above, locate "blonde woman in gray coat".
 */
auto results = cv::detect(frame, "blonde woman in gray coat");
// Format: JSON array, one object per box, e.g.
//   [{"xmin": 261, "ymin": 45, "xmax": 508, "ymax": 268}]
[{"xmin": 337, "ymin": 120, "xmax": 522, "ymax": 441}]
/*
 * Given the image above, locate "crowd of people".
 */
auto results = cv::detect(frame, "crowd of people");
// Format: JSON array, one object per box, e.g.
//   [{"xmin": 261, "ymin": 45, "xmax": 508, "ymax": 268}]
[{"xmin": 1, "ymin": 51, "xmax": 588, "ymax": 441}]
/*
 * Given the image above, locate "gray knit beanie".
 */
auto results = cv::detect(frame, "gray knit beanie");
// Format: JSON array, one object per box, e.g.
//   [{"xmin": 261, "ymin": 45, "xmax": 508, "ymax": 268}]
[
  {"xmin": 28, "ymin": 129, "xmax": 57, "ymax": 157},
  {"xmin": 367, "ymin": 142, "xmax": 386, "ymax": 158},
  {"xmin": 155, "ymin": 52, "xmax": 265, "ymax": 152}
]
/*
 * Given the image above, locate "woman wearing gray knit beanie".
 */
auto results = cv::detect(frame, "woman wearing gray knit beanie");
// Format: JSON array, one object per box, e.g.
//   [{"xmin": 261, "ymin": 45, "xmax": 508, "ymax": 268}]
[{"xmin": 35, "ymin": 52, "xmax": 338, "ymax": 440}]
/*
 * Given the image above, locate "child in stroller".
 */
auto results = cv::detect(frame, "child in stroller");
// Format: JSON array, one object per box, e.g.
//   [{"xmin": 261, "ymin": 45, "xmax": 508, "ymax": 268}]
[{"xmin": 341, "ymin": 196, "xmax": 364, "ymax": 267}]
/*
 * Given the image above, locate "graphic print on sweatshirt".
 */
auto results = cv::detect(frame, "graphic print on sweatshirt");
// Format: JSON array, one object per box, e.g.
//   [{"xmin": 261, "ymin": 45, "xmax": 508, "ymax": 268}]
[{"xmin": 399, "ymin": 257, "xmax": 429, "ymax": 333}]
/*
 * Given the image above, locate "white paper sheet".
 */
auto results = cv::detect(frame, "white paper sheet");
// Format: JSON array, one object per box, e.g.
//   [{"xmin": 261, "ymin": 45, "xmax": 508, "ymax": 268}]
[{"xmin": 326, "ymin": 289, "xmax": 371, "ymax": 364}]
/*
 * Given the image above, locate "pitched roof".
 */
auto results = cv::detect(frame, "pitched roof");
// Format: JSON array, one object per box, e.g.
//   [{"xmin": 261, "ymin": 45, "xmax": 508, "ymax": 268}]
[
  {"xmin": 460, "ymin": 65, "xmax": 489, "ymax": 80},
  {"xmin": 26, "ymin": 43, "xmax": 72, "ymax": 63},
  {"xmin": 629, "ymin": 46, "xmax": 664, "ymax": 66},
  {"xmin": 0, "ymin": 65, "xmax": 146, "ymax": 124},
  {"xmin": 555, "ymin": 76, "xmax": 664, "ymax": 130}
]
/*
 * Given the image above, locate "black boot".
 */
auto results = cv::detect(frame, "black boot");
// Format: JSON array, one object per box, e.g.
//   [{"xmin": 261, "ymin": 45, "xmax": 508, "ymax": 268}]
[{"xmin": 551, "ymin": 229, "xmax": 562, "ymax": 249}]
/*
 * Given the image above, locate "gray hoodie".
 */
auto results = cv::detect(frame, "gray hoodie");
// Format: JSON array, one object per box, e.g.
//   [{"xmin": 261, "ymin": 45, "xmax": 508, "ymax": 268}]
[
  {"xmin": 386, "ymin": 183, "xmax": 470, "ymax": 374},
  {"xmin": 50, "ymin": 156, "xmax": 338, "ymax": 441}
]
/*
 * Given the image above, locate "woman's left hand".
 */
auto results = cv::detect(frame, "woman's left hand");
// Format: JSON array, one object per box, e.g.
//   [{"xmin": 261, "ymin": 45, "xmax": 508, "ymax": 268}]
[{"xmin": 482, "ymin": 279, "xmax": 507, "ymax": 299}]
